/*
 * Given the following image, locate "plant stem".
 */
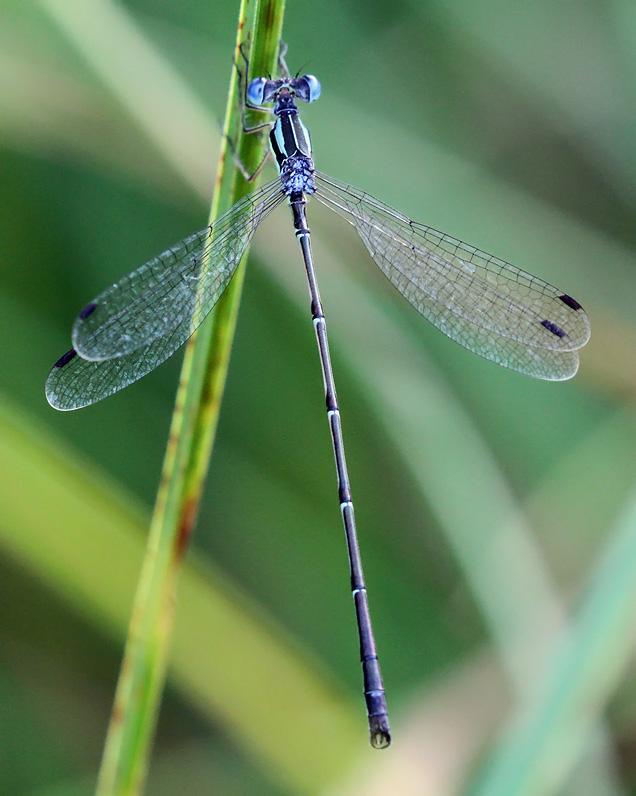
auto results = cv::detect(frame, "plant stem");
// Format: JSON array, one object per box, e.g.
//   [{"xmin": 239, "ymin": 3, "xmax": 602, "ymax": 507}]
[{"xmin": 96, "ymin": 2, "xmax": 286, "ymax": 793}]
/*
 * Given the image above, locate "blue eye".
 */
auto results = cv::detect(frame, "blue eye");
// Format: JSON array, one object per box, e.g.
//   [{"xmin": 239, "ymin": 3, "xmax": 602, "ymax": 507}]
[
  {"xmin": 303, "ymin": 75, "xmax": 321, "ymax": 102},
  {"xmin": 247, "ymin": 77, "xmax": 267, "ymax": 106},
  {"xmin": 293, "ymin": 75, "xmax": 321, "ymax": 103}
]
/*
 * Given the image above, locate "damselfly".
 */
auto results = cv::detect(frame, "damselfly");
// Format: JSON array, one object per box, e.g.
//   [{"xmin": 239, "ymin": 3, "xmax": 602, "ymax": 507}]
[{"xmin": 46, "ymin": 48, "xmax": 590, "ymax": 750}]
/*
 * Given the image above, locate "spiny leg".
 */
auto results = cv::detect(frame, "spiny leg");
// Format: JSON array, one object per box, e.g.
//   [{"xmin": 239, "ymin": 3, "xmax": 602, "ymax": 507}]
[
  {"xmin": 236, "ymin": 40, "xmax": 274, "ymax": 130},
  {"xmin": 223, "ymin": 40, "xmax": 273, "ymax": 181},
  {"xmin": 225, "ymin": 131, "xmax": 270, "ymax": 183}
]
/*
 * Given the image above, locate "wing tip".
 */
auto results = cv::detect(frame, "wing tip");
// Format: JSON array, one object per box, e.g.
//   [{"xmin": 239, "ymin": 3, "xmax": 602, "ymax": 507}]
[{"xmin": 46, "ymin": 348, "xmax": 86, "ymax": 411}]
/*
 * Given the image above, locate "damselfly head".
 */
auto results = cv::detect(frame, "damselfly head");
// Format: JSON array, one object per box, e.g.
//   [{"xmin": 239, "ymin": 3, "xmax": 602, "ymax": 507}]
[{"xmin": 246, "ymin": 75, "xmax": 321, "ymax": 106}]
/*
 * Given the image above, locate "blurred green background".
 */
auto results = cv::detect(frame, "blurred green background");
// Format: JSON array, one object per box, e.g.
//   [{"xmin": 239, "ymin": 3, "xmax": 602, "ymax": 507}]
[{"xmin": 1, "ymin": 1, "xmax": 635, "ymax": 794}]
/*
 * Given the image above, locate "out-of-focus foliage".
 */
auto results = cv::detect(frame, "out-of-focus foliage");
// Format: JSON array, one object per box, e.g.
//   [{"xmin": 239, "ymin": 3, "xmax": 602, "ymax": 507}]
[{"xmin": 1, "ymin": 1, "xmax": 635, "ymax": 794}]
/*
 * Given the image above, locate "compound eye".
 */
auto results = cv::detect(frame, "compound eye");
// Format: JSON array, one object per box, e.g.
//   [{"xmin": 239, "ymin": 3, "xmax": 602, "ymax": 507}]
[
  {"xmin": 295, "ymin": 74, "xmax": 321, "ymax": 103},
  {"xmin": 247, "ymin": 77, "xmax": 268, "ymax": 106}
]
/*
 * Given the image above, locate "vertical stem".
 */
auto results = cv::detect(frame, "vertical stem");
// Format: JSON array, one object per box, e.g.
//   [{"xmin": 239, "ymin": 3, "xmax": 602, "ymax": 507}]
[{"xmin": 96, "ymin": 2, "xmax": 286, "ymax": 794}]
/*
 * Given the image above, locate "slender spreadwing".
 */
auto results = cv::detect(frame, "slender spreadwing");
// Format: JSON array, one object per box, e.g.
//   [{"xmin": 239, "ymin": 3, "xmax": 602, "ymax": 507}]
[{"xmin": 46, "ymin": 45, "xmax": 591, "ymax": 749}]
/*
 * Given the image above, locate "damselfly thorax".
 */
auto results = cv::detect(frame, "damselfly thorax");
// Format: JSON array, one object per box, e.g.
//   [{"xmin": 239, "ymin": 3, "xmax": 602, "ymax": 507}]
[{"xmin": 247, "ymin": 75, "xmax": 318, "ymax": 195}]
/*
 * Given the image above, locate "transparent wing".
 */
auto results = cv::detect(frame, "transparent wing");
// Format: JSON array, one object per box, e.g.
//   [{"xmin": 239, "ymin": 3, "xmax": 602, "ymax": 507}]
[
  {"xmin": 46, "ymin": 343, "xmax": 175, "ymax": 411},
  {"xmin": 314, "ymin": 172, "xmax": 590, "ymax": 380},
  {"xmin": 47, "ymin": 180, "xmax": 286, "ymax": 410},
  {"xmin": 72, "ymin": 178, "xmax": 285, "ymax": 361}
]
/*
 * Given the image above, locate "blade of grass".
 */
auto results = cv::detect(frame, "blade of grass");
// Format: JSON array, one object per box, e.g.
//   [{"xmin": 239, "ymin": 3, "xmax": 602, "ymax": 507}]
[
  {"xmin": 88, "ymin": 2, "xmax": 286, "ymax": 794},
  {"xmin": 470, "ymin": 486, "xmax": 636, "ymax": 796},
  {"xmin": 39, "ymin": 0, "xmax": 218, "ymax": 200}
]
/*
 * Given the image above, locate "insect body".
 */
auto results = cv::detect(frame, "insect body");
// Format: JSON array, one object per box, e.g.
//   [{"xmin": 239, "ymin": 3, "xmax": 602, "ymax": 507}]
[{"xmin": 46, "ymin": 54, "xmax": 590, "ymax": 750}]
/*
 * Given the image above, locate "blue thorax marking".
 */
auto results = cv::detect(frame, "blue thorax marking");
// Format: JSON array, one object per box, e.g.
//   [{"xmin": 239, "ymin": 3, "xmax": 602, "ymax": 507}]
[
  {"xmin": 270, "ymin": 111, "xmax": 313, "ymax": 170},
  {"xmin": 269, "ymin": 103, "xmax": 315, "ymax": 195}
]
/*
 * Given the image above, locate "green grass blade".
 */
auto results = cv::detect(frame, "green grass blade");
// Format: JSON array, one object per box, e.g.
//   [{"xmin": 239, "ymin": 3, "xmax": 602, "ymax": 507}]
[
  {"xmin": 88, "ymin": 3, "xmax": 287, "ymax": 794},
  {"xmin": 471, "ymin": 489, "xmax": 636, "ymax": 796},
  {"xmin": 39, "ymin": 0, "xmax": 218, "ymax": 200}
]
